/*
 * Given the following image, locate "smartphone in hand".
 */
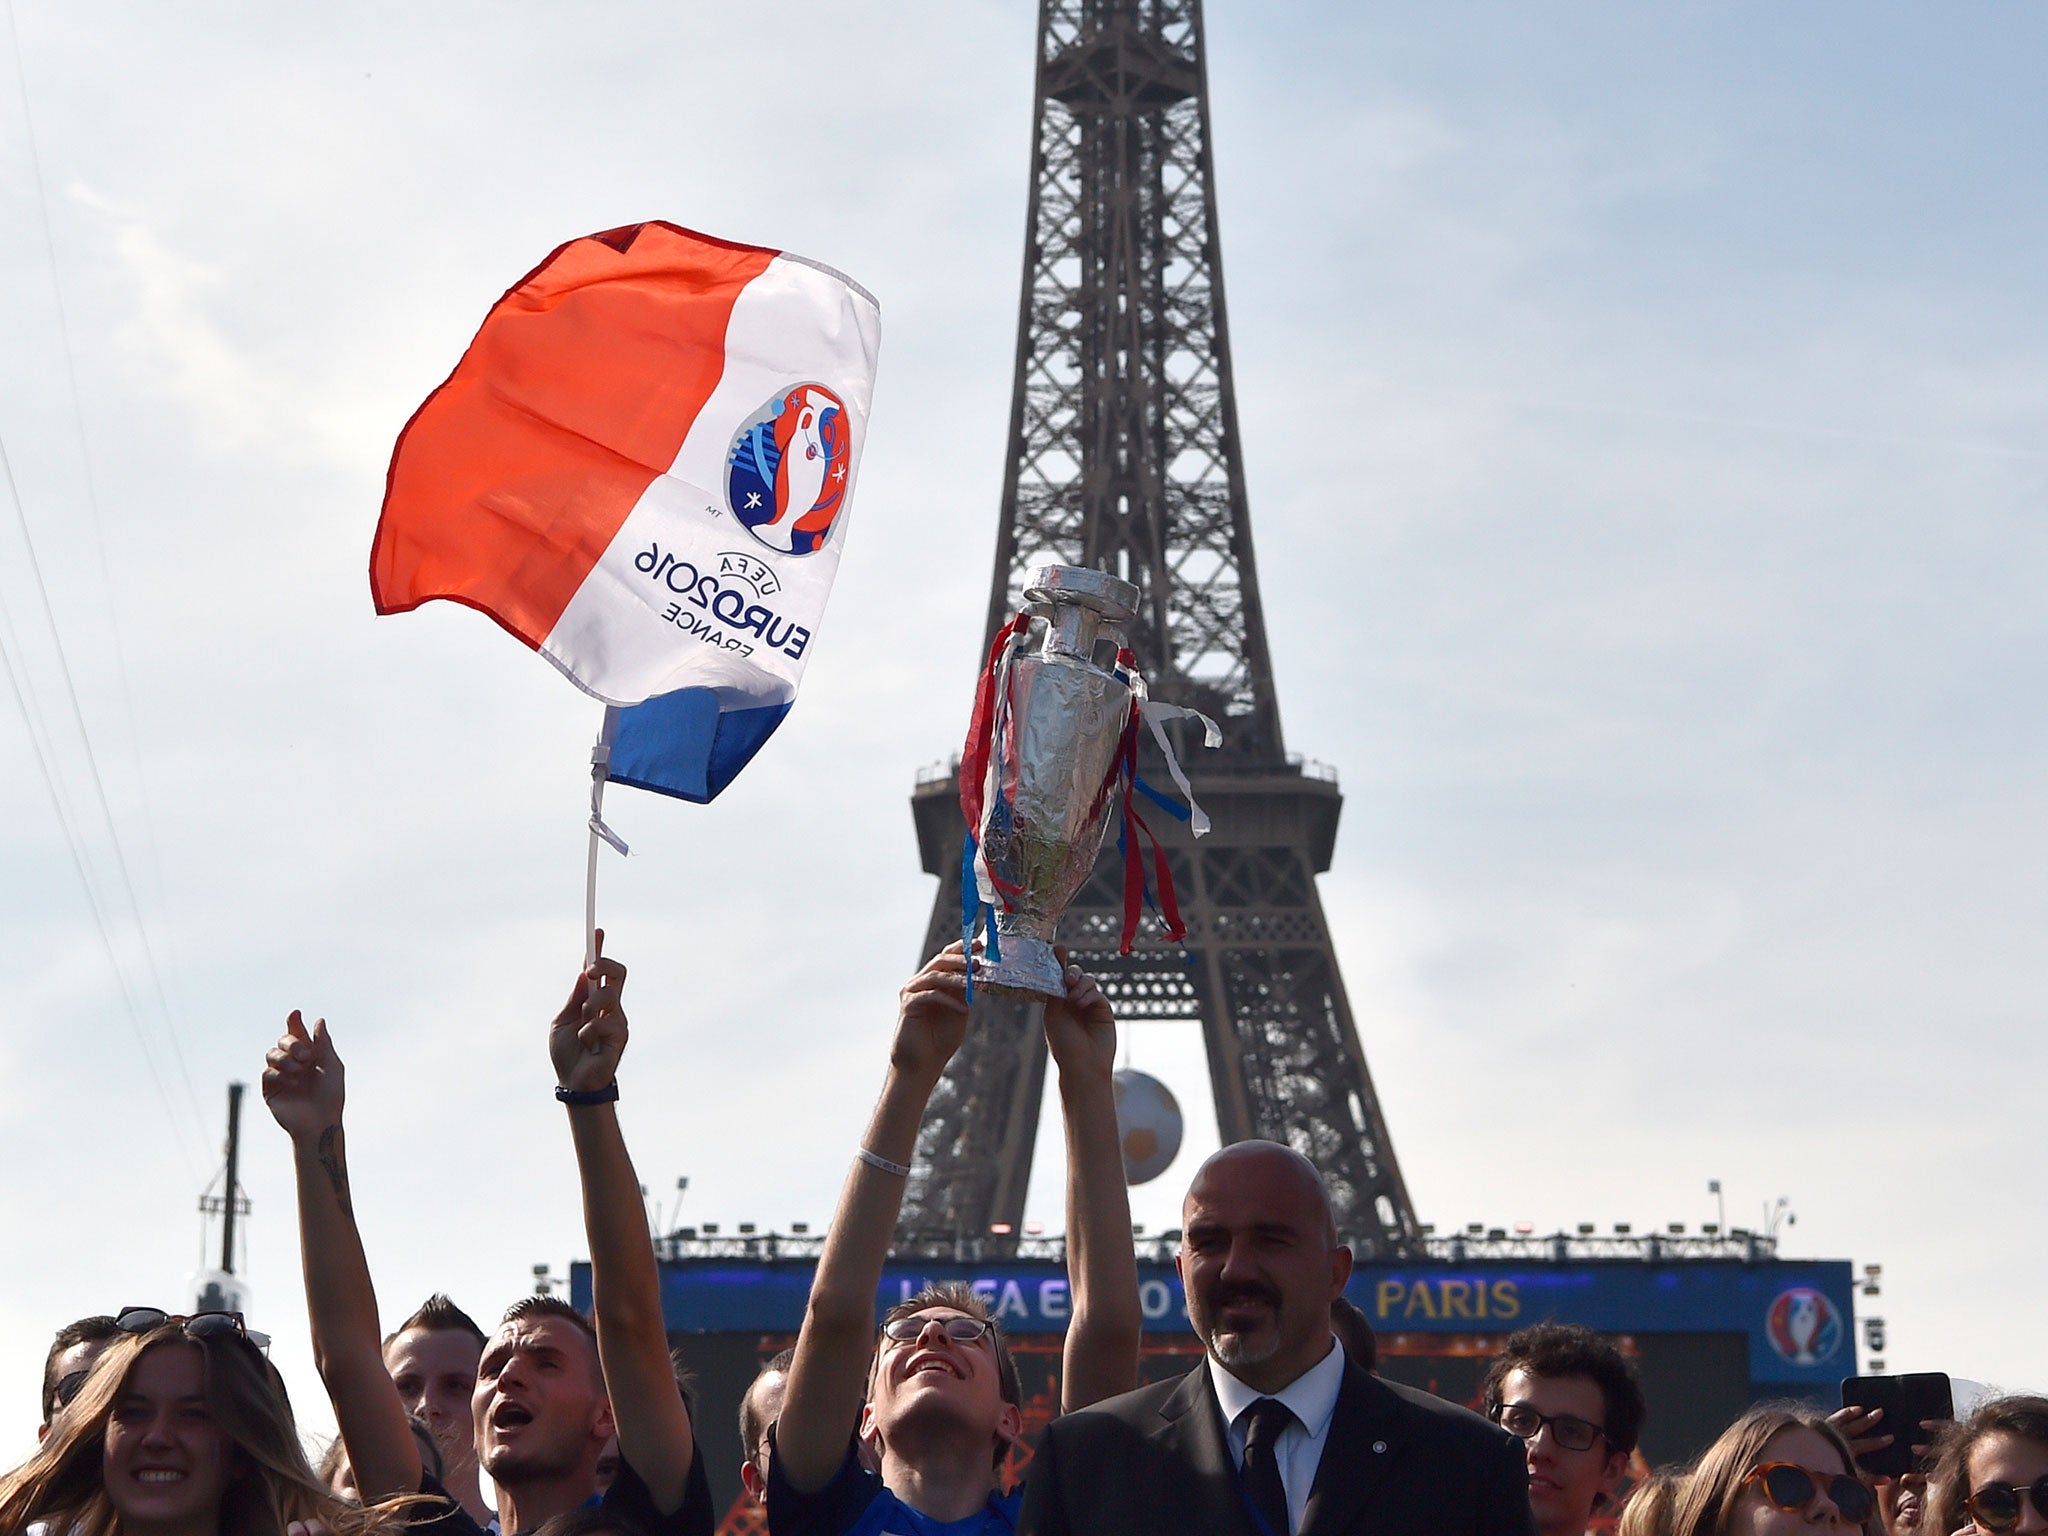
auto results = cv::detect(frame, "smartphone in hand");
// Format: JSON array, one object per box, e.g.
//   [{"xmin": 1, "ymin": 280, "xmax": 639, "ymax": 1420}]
[{"xmin": 1841, "ymin": 1372, "xmax": 1954, "ymax": 1479}]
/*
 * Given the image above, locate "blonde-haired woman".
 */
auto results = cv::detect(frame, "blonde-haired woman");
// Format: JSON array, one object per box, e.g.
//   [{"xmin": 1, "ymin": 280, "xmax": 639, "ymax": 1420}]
[
  {"xmin": 1670, "ymin": 1404, "xmax": 1874, "ymax": 1534},
  {"xmin": 0, "ymin": 1312, "xmax": 415, "ymax": 1536},
  {"xmin": 1619, "ymin": 1470, "xmax": 1686, "ymax": 1536}
]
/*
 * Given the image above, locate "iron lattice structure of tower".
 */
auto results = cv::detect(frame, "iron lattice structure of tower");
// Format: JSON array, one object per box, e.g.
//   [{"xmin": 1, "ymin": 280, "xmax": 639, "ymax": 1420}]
[{"xmin": 903, "ymin": 0, "xmax": 1423, "ymax": 1260}]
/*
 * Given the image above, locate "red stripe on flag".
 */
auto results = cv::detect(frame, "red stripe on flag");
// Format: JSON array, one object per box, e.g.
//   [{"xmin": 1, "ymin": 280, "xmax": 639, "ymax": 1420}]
[{"xmin": 370, "ymin": 221, "xmax": 778, "ymax": 647}]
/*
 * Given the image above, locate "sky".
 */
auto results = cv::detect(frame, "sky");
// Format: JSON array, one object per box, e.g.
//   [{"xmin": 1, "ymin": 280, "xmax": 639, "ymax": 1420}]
[{"xmin": 2, "ymin": 0, "xmax": 2044, "ymax": 1460}]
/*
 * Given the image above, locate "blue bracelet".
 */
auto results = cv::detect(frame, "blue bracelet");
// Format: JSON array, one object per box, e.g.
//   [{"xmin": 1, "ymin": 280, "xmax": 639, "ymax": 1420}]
[{"xmin": 555, "ymin": 1082, "xmax": 619, "ymax": 1106}]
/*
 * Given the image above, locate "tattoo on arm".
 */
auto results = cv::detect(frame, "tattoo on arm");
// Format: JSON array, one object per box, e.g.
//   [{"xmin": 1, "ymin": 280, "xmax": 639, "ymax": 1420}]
[{"xmin": 316, "ymin": 1125, "xmax": 353, "ymax": 1216}]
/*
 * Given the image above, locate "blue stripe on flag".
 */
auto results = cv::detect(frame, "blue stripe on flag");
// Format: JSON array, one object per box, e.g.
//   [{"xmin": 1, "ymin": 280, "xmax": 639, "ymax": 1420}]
[{"xmin": 607, "ymin": 687, "xmax": 792, "ymax": 804}]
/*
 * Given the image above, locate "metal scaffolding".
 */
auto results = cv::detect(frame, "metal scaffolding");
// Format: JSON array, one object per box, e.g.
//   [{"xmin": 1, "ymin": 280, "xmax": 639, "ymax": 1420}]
[{"xmin": 901, "ymin": 0, "xmax": 1423, "ymax": 1261}]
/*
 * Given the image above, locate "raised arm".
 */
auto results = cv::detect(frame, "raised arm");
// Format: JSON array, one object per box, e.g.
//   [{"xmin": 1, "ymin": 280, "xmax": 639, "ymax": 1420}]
[
  {"xmin": 1043, "ymin": 949, "xmax": 1141, "ymax": 1411},
  {"xmin": 773, "ymin": 943, "xmax": 971, "ymax": 1494},
  {"xmin": 261, "ymin": 1012, "xmax": 423, "ymax": 1501},
  {"xmin": 548, "ymin": 939, "xmax": 697, "ymax": 1515}
]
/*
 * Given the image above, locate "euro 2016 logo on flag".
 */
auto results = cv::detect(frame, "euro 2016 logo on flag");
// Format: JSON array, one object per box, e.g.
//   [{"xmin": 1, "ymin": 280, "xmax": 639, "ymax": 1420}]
[
  {"xmin": 1765, "ymin": 1286, "xmax": 1843, "ymax": 1366},
  {"xmin": 725, "ymin": 382, "xmax": 851, "ymax": 556}
]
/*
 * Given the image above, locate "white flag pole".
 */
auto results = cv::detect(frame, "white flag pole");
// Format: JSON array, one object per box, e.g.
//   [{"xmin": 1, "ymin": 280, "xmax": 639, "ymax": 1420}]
[{"xmin": 585, "ymin": 708, "xmax": 628, "ymax": 965}]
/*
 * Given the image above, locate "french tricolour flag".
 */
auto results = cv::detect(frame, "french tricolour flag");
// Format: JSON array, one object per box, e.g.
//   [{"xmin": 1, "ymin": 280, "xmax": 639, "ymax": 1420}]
[{"xmin": 371, "ymin": 220, "xmax": 880, "ymax": 801}]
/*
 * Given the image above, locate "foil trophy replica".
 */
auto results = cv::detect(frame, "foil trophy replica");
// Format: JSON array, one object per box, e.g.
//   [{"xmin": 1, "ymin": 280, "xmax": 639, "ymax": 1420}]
[{"xmin": 958, "ymin": 563, "xmax": 1221, "ymax": 999}]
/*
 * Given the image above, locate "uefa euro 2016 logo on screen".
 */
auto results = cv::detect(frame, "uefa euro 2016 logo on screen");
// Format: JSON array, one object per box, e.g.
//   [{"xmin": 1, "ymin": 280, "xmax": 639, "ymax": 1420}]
[
  {"xmin": 724, "ymin": 383, "xmax": 851, "ymax": 556},
  {"xmin": 1766, "ymin": 1286, "xmax": 1843, "ymax": 1366}
]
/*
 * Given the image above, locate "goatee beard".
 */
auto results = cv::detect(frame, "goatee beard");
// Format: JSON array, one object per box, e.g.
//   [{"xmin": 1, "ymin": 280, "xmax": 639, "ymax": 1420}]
[{"xmin": 1207, "ymin": 1328, "xmax": 1280, "ymax": 1369}]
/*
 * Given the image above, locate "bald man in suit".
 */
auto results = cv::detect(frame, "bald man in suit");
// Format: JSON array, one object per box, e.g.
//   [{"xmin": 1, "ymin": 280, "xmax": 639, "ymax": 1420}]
[{"xmin": 1018, "ymin": 1143, "xmax": 1535, "ymax": 1536}]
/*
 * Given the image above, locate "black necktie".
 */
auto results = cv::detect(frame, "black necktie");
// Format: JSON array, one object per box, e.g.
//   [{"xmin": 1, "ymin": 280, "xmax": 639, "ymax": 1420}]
[{"xmin": 1241, "ymin": 1397, "xmax": 1296, "ymax": 1536}]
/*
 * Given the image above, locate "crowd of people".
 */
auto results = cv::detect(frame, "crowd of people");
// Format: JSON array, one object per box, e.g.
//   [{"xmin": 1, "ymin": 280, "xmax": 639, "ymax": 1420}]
[{"xmin": 2, "ymin": 940, "xmax": 2040, "ymax": 1536}]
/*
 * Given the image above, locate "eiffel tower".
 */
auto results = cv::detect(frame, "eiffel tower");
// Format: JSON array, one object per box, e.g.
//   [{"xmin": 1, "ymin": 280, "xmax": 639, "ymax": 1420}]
[{"xmin": 903, "ymin": 0, "xmax": 1422, "ymax": 1260}]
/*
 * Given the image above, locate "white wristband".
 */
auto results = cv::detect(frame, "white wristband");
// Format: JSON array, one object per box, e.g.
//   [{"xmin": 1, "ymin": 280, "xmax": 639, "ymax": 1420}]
[{"xmin": 857, "ymin": 1146, "xmax": 910, "ymax": 1178}]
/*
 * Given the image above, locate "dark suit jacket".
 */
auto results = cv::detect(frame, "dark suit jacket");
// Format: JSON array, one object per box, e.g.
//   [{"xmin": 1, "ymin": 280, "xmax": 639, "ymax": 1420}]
[{"xmin": 1016, "ymin": 1359, "xmax": 1536, "ymax": 1536}]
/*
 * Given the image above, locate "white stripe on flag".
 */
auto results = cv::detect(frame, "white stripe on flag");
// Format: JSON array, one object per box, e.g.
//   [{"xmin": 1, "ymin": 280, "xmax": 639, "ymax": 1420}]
[{"xmin": 542, "ymin": 254, "xmax": 881, "ymax": 706}]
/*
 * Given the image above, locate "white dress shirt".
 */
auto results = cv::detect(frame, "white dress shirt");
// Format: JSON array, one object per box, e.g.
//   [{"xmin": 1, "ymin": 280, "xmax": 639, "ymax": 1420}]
[{"xmin": 1209, "ymin": 1335, "xmax": 1347, "ymax": 1536}]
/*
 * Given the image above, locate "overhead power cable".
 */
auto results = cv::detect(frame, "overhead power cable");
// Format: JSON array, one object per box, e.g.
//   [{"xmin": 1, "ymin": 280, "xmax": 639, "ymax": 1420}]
[
  {"xmin": 3, "ymin": 0, "xmax": 184, "ymax": 1023},
  {"xmin": 0, "ymin": 422, "xmax": 209, "ymax": 1144},
  {"xmin": 0, "ymin": 451, "xmax": 202, "ymax": 1184},
  {"xmin": 2, "ymin": 0, "xmax": 208, "ymax": 1164}
]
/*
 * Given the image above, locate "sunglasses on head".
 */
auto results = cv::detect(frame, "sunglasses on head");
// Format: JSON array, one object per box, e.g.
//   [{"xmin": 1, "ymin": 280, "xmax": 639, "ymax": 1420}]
[
  {"xmin": 116, "ymin": 1307, "xmax": 271, "ymax": 1354},
  {"xmin": 1743, "ymin": 1462, "xmax": 1874, "ymax": 1526},
  {"xmin": 1967, "ymin": 1476, "xmax": 2048, "ymax": 1533},
  {"xmin": 880, "ymin": 1314, "xmax": 995, "ymax": 1345}
]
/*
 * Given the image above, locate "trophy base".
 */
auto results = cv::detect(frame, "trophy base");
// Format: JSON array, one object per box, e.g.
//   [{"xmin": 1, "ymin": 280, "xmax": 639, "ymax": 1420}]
[{"xmin": 970, "ymin": 935, "xmax": 1066, "ymax": 1000}]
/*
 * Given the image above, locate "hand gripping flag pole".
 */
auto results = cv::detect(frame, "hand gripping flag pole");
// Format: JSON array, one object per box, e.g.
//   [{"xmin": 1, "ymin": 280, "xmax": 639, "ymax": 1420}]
[
  {"xmin": 369, "ymin": 221, "xmax": 880, "ymax": 947},
  {"xmin": 585, "ymin": 710, "xmax": 632, "ymax": 967}
]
